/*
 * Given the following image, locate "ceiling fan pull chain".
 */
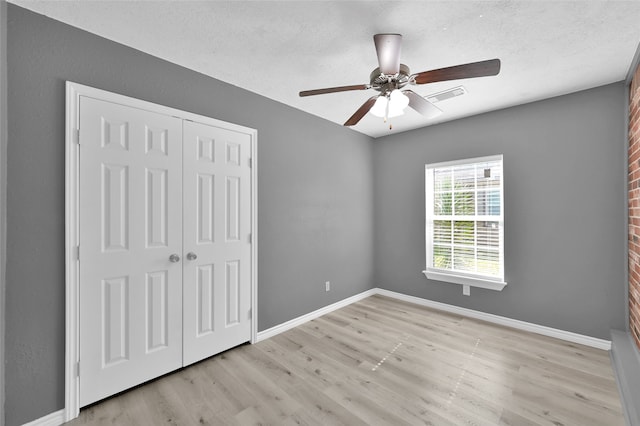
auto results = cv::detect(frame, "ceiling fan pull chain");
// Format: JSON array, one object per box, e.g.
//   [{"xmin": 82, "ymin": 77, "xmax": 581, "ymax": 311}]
[{"xmin": 384, "ymin": 96, "xmax": 390, "ymax": 123}]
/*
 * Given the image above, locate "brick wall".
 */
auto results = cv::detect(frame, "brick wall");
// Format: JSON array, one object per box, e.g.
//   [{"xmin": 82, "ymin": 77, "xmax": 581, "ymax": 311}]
[{"xmin": 629, "ymin": 63, "xmax": 640, "ymax": 350}]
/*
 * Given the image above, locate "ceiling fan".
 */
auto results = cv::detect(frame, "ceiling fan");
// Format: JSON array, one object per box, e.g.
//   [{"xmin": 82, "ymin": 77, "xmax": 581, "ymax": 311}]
[{"xmin": 299, "ymin": 34, "xmax": 501, "ymax": 128}]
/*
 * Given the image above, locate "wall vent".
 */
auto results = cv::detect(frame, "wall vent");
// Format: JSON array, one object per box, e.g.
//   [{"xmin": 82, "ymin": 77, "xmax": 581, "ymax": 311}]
[{"xmin": 425, "ymin": 86, "xmax": 467, "ymax": 103}]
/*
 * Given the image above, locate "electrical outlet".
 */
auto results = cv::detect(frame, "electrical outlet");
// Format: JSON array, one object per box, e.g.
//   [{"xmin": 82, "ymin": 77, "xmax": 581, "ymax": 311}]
[{"xmin": 325, "ymin": 281, "xmax": 330, "ymax": 292}]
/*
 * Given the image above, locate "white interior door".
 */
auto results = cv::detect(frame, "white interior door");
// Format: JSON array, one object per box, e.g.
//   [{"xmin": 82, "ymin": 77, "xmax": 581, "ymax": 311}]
[
  {"xmin": 78, "ymin": 97, "xmax": 183, "ymax": 406},
  {"xmin": 182, "ymin": 120, "xmax": 252, "ymax": 366}
]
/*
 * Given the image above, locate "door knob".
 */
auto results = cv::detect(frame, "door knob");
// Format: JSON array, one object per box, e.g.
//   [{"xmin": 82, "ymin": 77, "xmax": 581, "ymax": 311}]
[
  {"xmin": 186, "ymin": 252, "xmax": 198, "ymax": 261},
  {"xmin": 169, "ymin": 254, "xmax": 180, "ymax": 263}
]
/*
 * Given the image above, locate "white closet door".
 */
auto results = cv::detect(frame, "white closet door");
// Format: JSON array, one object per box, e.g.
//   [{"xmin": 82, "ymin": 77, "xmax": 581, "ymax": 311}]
[
  {"xmin": 182, "ymin": 120, "xmax": 252, "ymax": 366},
  {"xmin": 78, "ymin": 97, "xmax": 183, "ymax": 406}
]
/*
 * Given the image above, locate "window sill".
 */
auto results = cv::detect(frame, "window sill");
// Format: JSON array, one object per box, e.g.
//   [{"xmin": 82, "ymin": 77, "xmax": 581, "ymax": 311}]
[{"xmin": 422, "ymin": 270, "xmax": 507, "ymax": 292}]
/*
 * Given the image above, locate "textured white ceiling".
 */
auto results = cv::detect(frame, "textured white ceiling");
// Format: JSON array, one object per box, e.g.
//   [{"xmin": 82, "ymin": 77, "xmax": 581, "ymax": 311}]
[{"xmin": 10, "ymin": 0, "xmax": 640, "ymax": 138}]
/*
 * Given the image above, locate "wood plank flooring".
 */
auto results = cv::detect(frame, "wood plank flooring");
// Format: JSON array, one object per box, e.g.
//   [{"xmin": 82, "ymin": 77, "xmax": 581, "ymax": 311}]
[{"xmin": 66, "ymin": 295, "xmax": 625, "ymax": 425}]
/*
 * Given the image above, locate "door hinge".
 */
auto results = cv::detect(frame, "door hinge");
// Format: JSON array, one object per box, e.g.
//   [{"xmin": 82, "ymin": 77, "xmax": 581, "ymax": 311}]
[
  {"xmin": 76, "ymin": 246, "xmax": 80, "ymax": 261},
  {"xmin": 248, "ymin": 233, "xmax": 252, "ymax": 244},
  {"xmin": 76, "ymin": 361, "xmax": 80, "ymax": 377},
  {"xmin": 74, "ymin": 128, "xmax": 80, "ymax": 145},
  {"xmin": 248, "ymin": 158, "xmax": 252, "ymax": 168}
]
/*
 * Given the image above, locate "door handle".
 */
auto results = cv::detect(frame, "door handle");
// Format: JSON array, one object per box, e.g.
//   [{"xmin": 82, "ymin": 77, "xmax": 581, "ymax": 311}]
[
  {"xmin": 186, "ymin": 252, "xmax": 198, "ymax": 261},
  {"xmin": 169, "ymin": 254, "xmax": 180, "ymax": 263}
]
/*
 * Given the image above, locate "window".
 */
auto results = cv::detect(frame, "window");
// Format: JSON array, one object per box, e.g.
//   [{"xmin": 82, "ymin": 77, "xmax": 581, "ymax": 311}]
[{"xmin": 424, "ymin": 155, "xmax": 506, "ymax": 291}]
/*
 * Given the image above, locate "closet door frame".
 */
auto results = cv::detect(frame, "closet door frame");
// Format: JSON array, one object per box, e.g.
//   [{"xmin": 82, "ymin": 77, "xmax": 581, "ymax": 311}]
[{"xmin": 64, "ymin": 81, "xmax": 258, "ymax": 422}]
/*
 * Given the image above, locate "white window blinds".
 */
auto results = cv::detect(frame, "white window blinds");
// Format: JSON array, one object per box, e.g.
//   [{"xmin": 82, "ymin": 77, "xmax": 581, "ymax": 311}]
[{"xmin": 425, "ymin": 155, "xmax": 505, "ymax": 286}]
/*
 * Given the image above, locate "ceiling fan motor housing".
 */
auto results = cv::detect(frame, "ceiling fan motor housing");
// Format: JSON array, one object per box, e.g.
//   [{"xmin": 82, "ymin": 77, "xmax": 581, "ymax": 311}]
[{"xmin": 370, "ymin": 63, "xmax": 411, "ymax": 95}]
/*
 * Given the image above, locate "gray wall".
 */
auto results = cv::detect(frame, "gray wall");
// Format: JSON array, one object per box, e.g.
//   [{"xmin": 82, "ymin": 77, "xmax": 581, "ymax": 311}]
[
  {"xmin": 373, "ymin": 82, "xmax": 627, "ymax": 339},
  {"xmin": 0, "ymin": 1, "xmax": 7, "ymax": 425},
  {"xmin": 5, "ymin": 5, "xmax": 373, "ymax": 425}
]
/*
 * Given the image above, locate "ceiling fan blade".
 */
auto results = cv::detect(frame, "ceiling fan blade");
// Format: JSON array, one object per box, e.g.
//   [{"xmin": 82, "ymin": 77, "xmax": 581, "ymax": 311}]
[
  {"xmin": 403, "ymin": 90, "xmax": 442, "ymax": 119},
  {"xmin": 412, "ymin": 59, "xmax": 501, "ymax": 85},
  {"xmin": 344, "ymin": 96, "xmax": 378, "ymax": 126},
  {"xmin": 374, "ymin": 34, "xmax": 402, "ymax": 75},
  {"xmin": 299, "ymin": 84, "xmax": 369, "ymax": 97}
]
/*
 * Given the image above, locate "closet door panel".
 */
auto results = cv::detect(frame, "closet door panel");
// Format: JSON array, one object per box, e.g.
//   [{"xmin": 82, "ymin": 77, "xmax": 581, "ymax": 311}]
[
  {"xmin": 183, "ymin": 121, "xmax": 252, "ymax": 366},
  {"xmin": 78, "ymin": 96, "xmax": 183, "ymax": 407}
]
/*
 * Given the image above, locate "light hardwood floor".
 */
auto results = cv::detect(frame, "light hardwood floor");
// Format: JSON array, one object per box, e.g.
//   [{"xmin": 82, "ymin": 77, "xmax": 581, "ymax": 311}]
[{"xmin": 66, "ymin": 295, "xmax": 625, "ymax": 425}]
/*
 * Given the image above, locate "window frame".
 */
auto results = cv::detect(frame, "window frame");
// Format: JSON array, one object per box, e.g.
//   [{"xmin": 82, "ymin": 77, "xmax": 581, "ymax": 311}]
[{"xmin": 423, "ymin": 154, "xmax": 507, "ymax": 291}]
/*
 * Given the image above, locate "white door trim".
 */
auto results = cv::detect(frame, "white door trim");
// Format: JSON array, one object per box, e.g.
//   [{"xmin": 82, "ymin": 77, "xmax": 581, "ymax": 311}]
[{"xmin": 64, "ymin": 81, "xmax": 258, "ymax": 422}]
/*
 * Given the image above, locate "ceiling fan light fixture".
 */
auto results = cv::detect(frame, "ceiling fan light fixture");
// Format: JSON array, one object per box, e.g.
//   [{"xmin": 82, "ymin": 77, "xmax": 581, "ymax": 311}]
[
  {"xmin": 370, "ymin": 96, "xmax": 388, "ymax": 117},
  {"xmin": 370, "ymin": 90, "xmax": 409, "ymax": 118},
  {"xmin": 390, "ymin": 89, "xmax": 409, "ymax": 110}
]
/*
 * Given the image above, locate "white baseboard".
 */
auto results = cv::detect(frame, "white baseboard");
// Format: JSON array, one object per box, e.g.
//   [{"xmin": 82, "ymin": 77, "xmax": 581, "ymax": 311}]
[
  {"xmin": 21, "ymin": 409, "xmax": 65, "ymax": 426},
  {"xmin": 256, "ymin": 287, "xmax": 611, "ymax": 351},
  {"xmin": 375, "ymin": 288, "xmax": 611, "ymax": 350},
  {"xmin": 256, "ymin": 289, "xmax": 377, "ymax": 342}
]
